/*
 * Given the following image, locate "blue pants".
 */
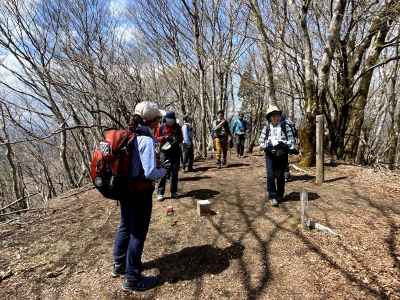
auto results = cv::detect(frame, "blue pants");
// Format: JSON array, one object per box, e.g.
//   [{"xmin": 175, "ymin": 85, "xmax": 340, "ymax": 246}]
[
  {"xmin": 113, "ymin": 190, "xmax": 153, "ymax": 281},
  {"xmin": 265, "ymin": 154, "xmax": 287, "ymax": 200}
]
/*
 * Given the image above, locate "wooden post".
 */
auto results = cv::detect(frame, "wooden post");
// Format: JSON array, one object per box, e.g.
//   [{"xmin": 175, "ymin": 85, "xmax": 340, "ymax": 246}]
[
  {"xmin": 197, "ymin": 200, "xmax": 211, "ymax": 216},
  {"xmin": 300, "ymin": 191, "xmax": 309, "ymax": 228},
  {"xmin": 316, "ymin": 115, "xmax": 324, "ymax": 185}
]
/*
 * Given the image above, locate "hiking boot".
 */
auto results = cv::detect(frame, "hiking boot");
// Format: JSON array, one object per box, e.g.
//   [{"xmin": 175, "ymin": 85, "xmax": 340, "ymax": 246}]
[
  {"xmin": 216, "ymin": 160, "xmax": 222, "ymax": 169},
  {"xmin": 122, "ymin": 276, "xmax": 160, "ymax": 292},
  {"xmin": 171, "ymin": 193, "xmax": 178, "ymax": 199},
  {"xmin": 157, "ymin": 194, "xmax": 164, "ymax": 202},
  {"xmin": 271, "ymin": 198, "xmax": 279, "ymax": 207},
  {"xmin": 112, "ymin": 264, "xmax": 126, "ymax": 278}
]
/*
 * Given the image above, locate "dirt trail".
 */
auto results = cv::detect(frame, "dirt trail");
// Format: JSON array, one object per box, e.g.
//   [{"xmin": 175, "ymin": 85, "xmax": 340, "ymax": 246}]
[{"xmin": 1, "ymin": 155, "xmax": 400, "ymax": 299}]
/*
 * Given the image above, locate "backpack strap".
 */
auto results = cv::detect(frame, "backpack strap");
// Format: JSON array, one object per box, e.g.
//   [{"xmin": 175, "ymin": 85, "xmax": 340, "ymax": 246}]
[{"xmin": 281, "ymin": 121, "xmax": 288, "ymax": 140}]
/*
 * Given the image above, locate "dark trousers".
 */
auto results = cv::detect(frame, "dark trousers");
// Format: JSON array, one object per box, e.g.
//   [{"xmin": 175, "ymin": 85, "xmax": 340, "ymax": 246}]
[
  {"xmin": 236, "ymin": 135, "xmax": 245, "ymax": 156},
  {"xmin": 158, "ymin": 152, "xmax": 180, "ymax": 195},
  {"xmin": 113, "ymin": 190, "xmax": 153, "ymax": 281},
  {"xmin": 265, "ymin": 154, "xmax": 287, "ymax": 200},
  {"xmin": 181, "ymin": 144, "xmax": 194, "ymax": 170}
]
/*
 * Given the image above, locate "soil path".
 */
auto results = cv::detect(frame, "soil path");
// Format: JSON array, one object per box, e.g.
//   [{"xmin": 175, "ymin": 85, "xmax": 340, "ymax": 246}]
[{"xmin": 1, "ymin": 155, "xmax": 400, "ymax": 299}]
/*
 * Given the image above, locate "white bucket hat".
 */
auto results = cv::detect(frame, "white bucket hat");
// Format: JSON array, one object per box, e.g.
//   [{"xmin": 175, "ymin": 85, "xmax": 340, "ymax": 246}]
[{"xmin": 134, "ymin": 101, "xmax": 162, "ymax": 121}]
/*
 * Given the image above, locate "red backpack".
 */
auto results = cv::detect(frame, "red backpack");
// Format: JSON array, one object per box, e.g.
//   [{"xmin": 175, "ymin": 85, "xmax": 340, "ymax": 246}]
[{"xmin": 90, "ymin": 129, "xmax": 135, "ymax": 200}]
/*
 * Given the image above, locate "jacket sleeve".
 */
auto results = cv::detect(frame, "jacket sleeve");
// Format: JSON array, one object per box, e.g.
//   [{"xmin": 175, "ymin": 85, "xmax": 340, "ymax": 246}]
[
  {"xmin": 154, "ymin": 126, "xmax": 166, "ymax": 144},
  {"xmin": 182, "ymin": 125, "xmax": 190, "ymax": 144},
  {"xmin": 231, "ymin": 120, "xmax": 237, "ymax": 134},
  {"xmin": 212, "ymin": 120, "xmax": 218, "ymax": 130},
  {"xmin": 138, "ymin": 136, "xmax": 166, "ymax": 181},
  {"xmin": 259, "ymin": 126, "xmax": 268, "ymax": 149}
]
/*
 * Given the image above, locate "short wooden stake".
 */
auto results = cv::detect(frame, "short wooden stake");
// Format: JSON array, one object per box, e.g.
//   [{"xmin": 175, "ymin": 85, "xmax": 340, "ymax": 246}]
[
  {"xmin": 197, "ymin": 200, "xmax": 211, "ymax": 216},
  {"xmin": 316, "ymin": 115, "xmax": 325, "ymax": 185},
  {"xmin": 300, "ymin": 191, "xmax": 309, "ymax": 228}
]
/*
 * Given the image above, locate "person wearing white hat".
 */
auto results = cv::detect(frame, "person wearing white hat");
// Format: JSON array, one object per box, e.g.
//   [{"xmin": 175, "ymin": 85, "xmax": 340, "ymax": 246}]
[
  {"xmin": 258, "ymin": 105, "xmax": 295, "ymax": 207},
  {"xmin": 112, "ymin": 101, "xmax": 166, "ymax": 292}
]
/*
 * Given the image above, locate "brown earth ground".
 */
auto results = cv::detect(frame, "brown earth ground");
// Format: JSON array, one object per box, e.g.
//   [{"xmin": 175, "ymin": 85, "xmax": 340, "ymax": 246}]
[{"xmin": 1, "ymin": 155, "xmax": 400, "ymax": 300}]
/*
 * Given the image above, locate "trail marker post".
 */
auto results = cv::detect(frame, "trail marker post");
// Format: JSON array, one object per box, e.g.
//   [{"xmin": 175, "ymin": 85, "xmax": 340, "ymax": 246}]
[
  {"xmin": 316, "ymin": 115, "xmax": 324, "ymax": 185},
  {"xmin": 300, "ymin": 191, "xmax": 309, "ymax": 228}
]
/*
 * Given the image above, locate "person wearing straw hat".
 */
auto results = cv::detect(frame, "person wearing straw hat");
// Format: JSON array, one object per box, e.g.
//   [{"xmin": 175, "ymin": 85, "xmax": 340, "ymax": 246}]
[{"xmin": 258, "ymin": 105, "xmax": 295, "ymax": 206}]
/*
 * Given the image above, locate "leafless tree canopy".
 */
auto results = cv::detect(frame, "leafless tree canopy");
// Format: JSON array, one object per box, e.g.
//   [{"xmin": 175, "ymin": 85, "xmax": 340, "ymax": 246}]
[{"xmin": 0, "ymin": 0, "xmax": 399, "ymax": 216}]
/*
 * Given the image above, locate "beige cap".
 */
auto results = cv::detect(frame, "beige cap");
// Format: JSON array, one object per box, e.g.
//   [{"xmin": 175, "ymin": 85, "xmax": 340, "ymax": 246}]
[{"xmin": 266, "ymin": 105, "xmax": 282, "ymax": 120}]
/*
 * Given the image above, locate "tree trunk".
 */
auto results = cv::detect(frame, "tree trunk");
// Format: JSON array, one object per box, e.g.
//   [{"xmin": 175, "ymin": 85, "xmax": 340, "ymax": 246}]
[
  {"xmin": 298, "ymin": 0, "xmax": 347, "ymax": 166},
  {"xmin": 248, "ymin": 0, "xmax": 278, "ymax": 106},
  {"xmin": 298, "ymin": 0, "xmax": 317, "ymax": 167},
  {"xmin": 345, "ymin": 22, "xmax": 391, "ymax": 161},
  {"xmin": 387, "ymin": 41, "xmax": 400, "ymax": 169},
  {"xmin": 0, "ymin": 107, "xmax": 26, "ymax": 207}
]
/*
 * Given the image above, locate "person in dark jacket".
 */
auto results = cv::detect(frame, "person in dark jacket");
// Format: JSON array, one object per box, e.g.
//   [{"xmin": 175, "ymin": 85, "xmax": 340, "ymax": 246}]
[
  {"xmin": 259, "ymin": 105, "xmax": 295, "ymax": 207},
  {"xmin": 112, "ymin": 101, "xmax": 166, "ymax": 292},
  {"xmin": 155, "ymin": 111, "xmax": 183, "ymax": 201},
  {"xmin": 212, "ymin": 110, "xmax": 232, "ymax": 168}
]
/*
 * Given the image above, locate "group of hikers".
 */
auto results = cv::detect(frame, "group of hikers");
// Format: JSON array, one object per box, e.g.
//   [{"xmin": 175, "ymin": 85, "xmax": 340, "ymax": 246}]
[{"xmin": 96, "ymin": 101, "xmax": 298, "ymax": 292}]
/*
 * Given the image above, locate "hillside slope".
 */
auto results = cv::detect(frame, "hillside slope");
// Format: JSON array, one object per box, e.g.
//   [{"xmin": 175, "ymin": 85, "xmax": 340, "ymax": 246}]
[{"xmin": 1, "ymin": 155, "xmax": 400, "ymax": 299}]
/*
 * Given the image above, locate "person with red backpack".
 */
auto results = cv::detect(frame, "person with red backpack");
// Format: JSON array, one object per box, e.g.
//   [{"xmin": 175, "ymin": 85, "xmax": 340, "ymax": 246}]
[
  {"xmin": 259, "ymin": 105, "xmax": 295, "ymax": 207},
  {"xmin": 111, "ymin": 101, "xmax": 166, "ymax": 292},
  {"xmin": 155, "ymin": 111, "xmax": 183, "ymax": 201}
]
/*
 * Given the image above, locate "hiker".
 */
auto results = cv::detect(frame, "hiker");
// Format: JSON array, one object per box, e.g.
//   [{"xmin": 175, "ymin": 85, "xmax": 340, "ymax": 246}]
[
  {"xmin": 181, "ymin": 115, "xmax": 194, "ymax": 172},
  {"xmin": 231, "ymin": 112, "xmax": 248, "ymax": 158},
  {"xmin": 212, "ymin": 110, "xmax": 232, "ymax": 168},
  {"xmin": 113, "ymin": 101, "xmax": 166, "ymax": 291},
  {"xmin": 281, "ymin": 114, "xmax": 299, "ymax": 182},
  {"xmin": 259, "ymin": 105, "xmax": 296, "ymax": 207},
  {"xmin": 155, "ymin": 111, "xmax": 183, "ymax": 201}
]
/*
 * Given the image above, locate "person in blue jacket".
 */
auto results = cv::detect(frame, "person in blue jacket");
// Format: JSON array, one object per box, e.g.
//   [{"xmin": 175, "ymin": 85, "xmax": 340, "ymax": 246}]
[
  {"xmin": 231, "ymin": 112, "xmax": 248, "ymax": 158},
  {"xmin": 181, "ymin": 115, "xmax": 194, "ymax": 172},
  {"xmin": 112, "ymin": 101, "xmax": 166, "ymax": 292}
]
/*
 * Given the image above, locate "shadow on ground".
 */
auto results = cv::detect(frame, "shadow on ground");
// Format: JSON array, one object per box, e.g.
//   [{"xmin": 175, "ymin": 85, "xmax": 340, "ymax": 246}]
[
  {"xmin": 180, "ymin": 176, "xmax": 212, "ymax": 182},
  {"xmin": 193, "ymin": 166, "xmax": 214, "ymax": 172},
  {"xmin": 289, "ymin": 174, "xmax": 315, "ymax": 182},
  {"xmin": 282, "ymin": 192, "xmax": 320, "ymax": 202},
  {"xmin": 184, "ymin": 189, "xmax": 220, "ymax": 200},
  {"xmin": 324, "ymin": 176, "xmax": 348, "ymax": 183},
  {"xmin": 226, "ymin": 163, "xmax": 250, "ymax": 168},
  {"xmin": 143, "ymin": 243, "xmax": 244, "ymax": 284}
]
